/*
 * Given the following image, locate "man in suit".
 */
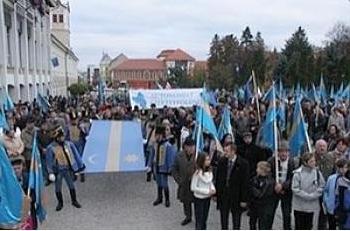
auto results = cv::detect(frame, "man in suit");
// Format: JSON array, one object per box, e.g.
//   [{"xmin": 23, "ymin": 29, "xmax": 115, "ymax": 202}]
[
  {"xmin": 268, "ymin": 140, "xmax": 295, "ymax": 230},
  {"xmin": 215, "ymin": 141, "xmax": 250, "ymax": 230}
]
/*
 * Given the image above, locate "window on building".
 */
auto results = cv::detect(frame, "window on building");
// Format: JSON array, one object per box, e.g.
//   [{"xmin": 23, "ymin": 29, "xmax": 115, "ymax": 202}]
[
  {"xmin": 59, "ymin": 14, "xmax": 64, "ymax": 23},
  {"xmin": 28, "ymin": 25, "xmax": 33, "ymax": 69},
  {"xmin": 53, "ymin": 14, "xmax": 57, "ymax": 23}
]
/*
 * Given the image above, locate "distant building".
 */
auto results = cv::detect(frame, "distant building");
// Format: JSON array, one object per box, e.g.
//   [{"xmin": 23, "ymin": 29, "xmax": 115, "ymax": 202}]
[
  {"xmin": 86, "ymin": 64, "xmax": 100, "ymax": 85},
  {"xmin": 50, "ymin": 0, "xmax": 78, "ymax": 96},
  {"xmin": 108, "ymin": 48, "xmax": 206, "ymax": 89},
  {"xmin": 157, "ymin": 49, "xmax": 195, "ymax": 76},
  {"xmin": 0, "ymin": 0, "xmax": 56, "ymax": 102},
  {"xmin": 99, "ymin": 52, "xmax": 111, "ymax": 82},
  {"xmin": 111, "ymin": 59, "xmax": 166, "ymax": 89}
]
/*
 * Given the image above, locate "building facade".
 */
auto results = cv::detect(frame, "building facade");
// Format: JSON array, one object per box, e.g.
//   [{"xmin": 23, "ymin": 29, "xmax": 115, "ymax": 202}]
[
  {"xmin": 99, "ymin": 52, "xmax": 111, "ymax": 82},
  {"xmin": 111, "ymin": 59, "xmax": 166, "ymax": 89},
  {"xmin": 0, "ymin": 0, "xmax": 55, "ymax": 102},
  {"xmin": 50, "ymin": 0, "xmax": 78, "ymax": 96}
]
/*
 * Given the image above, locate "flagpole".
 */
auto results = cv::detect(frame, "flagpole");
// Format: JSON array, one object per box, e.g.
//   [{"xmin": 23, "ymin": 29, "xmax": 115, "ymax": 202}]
[
  {"xmin": 272, "ymin": 82, "xmax": 279, "ymax": 182},
  {"xmin": 252, "ymin": 71, "xmax": 261, "ymax": 125},
  {"xmin": 299, "ymin": 101, "xmax": 312, "ymax": 152}
]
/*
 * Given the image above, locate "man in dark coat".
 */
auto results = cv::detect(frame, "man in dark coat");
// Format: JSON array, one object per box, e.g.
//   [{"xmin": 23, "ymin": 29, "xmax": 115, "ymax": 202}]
[
  {"xmin": 268, "ymin": 140, "xmax": 295, "ymax": 230},
  {"xmin": 171, "ymin": 137, "xmax": 196, "ymax": 226},
  {"xmin": 238, "ymin": 131, "xmax": 271, "ymax": 178},
  {"xmin": 215, "ymin": 141, "xmax": 250, "ymax": 230}
]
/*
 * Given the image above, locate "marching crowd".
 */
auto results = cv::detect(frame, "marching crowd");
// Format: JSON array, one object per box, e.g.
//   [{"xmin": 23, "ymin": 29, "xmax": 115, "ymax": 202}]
[{"xmin": 1, "ymin": 91, "xmax": 350, "ymax": 230}]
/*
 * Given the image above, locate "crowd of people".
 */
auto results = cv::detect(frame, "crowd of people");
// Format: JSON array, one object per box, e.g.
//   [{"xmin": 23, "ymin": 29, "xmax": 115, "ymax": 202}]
[{"xmin": 2, "ymin": 90, "xmax": 350, "ymax": 230}]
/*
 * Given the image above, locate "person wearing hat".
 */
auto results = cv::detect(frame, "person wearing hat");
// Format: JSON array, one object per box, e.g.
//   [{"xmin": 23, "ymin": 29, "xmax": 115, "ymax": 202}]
[
  {"xmin": 147, "ymin": 125, "xmax": 176, "ymax": 208},
  {"xmin": 171, "ymin": 137, "xmax": 197, "ymax": 226},
  {"xmin": 268, "ymin": 140, "xmax": 296, "ymax": 230},
  {"xmin": 46, "ymin": 125, "xmax": 85, "ymax": 211},
  {"xmin": 10, "ymin": 155, "xmax": 38, "ymax": 230}
]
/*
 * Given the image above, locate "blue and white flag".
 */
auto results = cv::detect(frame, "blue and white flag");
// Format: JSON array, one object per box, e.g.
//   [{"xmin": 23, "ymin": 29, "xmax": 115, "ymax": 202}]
[
  {"xmin": 289, "ymin": 97, "xmax": 311, "ymax": 156},
  {"xmin": 28, "ymin": 132, "xmax": 46, "ymax": 223},
  {"xmin": 217, "ymin": 106, "xmax": 232, "ymax": 140},
  {"xmin": 0, "ymin": 145, "xmax": 24, "ymax": 228},
  {"xmin": 83, "ymin": 121, "xmax": 145, "ymax": 173}
]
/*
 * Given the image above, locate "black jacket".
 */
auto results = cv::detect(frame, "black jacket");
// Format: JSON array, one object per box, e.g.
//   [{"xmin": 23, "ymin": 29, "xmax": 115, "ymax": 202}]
[
  {"xmin": 249, "ymin": 174, "xmax": 275, "ymax": 209},
  {"xmin": 215, "ymin": 155, "xmax": 250, "ymax": 210},
  {"xmin": 238, "ymin": 143, "xmax": 271, "ymax": 177}
]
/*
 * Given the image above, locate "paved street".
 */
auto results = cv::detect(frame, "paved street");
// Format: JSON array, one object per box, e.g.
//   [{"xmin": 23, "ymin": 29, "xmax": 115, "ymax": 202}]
[{"xmin": 41, "ymin": 172, "xmax": 284, "ymax": 230}]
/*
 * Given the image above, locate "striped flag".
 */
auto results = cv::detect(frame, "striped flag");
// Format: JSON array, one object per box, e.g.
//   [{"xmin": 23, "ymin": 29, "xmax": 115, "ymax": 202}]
[{"xmin": 83, "ymin": 121, "xmax": 145, "ymax": 173}]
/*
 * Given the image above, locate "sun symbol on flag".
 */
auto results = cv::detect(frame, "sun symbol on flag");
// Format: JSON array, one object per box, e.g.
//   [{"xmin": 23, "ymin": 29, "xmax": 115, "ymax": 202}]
[{"xmin": 124, "ymin": 154, "xmax": 139, "ymax": 163}]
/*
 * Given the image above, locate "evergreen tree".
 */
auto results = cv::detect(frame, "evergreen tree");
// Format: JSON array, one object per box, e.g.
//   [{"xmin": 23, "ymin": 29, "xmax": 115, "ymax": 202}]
[{"xmin": 279, "ymin": 26, "xmax": 315, "ymax": 86}]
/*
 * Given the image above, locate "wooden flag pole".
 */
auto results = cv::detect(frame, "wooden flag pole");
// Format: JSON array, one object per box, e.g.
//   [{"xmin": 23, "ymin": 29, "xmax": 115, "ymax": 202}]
[
  {"xmin": 272, "ymin": 82, "xmax": 279, "ymax": 183},
  {"xmin": 252, "ymin": 71, "xmax": 261, "ymax": 125}
]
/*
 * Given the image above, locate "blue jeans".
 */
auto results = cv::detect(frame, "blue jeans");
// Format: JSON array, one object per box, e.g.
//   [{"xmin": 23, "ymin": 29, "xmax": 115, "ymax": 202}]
[
  {"xmin": 155, "ymin": 173, "xmax": 168, "ymax": 188},
  {"xmin": 55, "ymin": 169, "xmax": 75, "ymax": 193}
]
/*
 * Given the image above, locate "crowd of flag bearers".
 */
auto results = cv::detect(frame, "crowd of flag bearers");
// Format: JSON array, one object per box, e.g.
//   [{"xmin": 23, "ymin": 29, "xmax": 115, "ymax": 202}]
[{"xmin": 1, "ymin": 74, "xmax": 350, "ymax": 230}]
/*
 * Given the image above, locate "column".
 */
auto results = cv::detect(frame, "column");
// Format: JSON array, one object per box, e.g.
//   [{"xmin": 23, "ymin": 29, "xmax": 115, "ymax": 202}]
[
  {"xmin": 32, "ymin": 12, "xmax": 37, "ymax": 98},
  {"xmin": 37, "ymin": 10, "xmax": 43, "ymax": 95},
  {"xmin": 23, "ymin": 16, "xmax": 30, "ymax": 101},
  {"xmin": 0, "ymin": 0, "xmax": 8, "ymax": 92},
  {"xmin": 12, "ymin": 2, "xmax": 20, "ymax": 102}
]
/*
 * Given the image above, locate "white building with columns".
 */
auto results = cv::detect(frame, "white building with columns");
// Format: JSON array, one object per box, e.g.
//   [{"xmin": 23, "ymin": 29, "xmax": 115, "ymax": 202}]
[
  {"xmin": 0, "ymin": 0, "xmax": 56, "ymax": 102},
  {"xmin": 50, "ymin": 0, "xmax": 78, "ymax": 96}
]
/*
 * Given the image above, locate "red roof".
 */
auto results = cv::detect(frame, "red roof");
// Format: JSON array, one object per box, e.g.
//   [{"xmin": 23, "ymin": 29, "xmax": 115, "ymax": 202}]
[
  {"xmin": 114, "ymin": 59, "xmax": 166, "ymax": 70},
  {"xmin": 157, "ymin": 49, "xmax": 195, "ymax": 61}
]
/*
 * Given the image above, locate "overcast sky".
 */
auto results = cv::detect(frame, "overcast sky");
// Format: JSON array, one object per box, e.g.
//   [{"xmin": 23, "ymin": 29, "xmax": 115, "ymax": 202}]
[{"xmin": 68, "ymin": 0, "xmax": 350, "ymax": 70}]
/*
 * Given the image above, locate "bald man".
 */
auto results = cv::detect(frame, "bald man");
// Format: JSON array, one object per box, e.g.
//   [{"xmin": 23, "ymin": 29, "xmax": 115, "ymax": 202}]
[
  {"xmin": 314, "ymin": 139, "xmax": 335, "ymax": 181},
  {"xmin": 314, "ymin": 139, "xmax": 336, "ymax": 230}
]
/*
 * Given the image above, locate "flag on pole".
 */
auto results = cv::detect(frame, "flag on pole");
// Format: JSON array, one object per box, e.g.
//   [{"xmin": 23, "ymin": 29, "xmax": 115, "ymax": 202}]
[
  {"xmin": 37, "ymin": 93, "xmax": 50, "ymax": 113},
  {"xmin": 0, "ymin": 145, "xmax": 24, "ymax": 228},
  {"xmin": 289, "ymin": 97, "xmax": 311, "ymax": 156},
  {"xmin": 194, "ymin": 86, "xmax": 223, "ymax": 157},
  {"xmin": 0, "ymin": 107, "xmax": 9, "ymax": 130},
  {"xmin": 28, "ymin": 131, "xmax": 46, "ymax": 223},
  {"xmin": 258, "ymin": 85, "xmax": 278, "ymax": 151},
  {"xmin": 217, "ymin": 106, "xmax": 233, "ymax": 141},
  {"xmin": 3, "ymin": 93, "xmax": 14, "ymax": 112}
]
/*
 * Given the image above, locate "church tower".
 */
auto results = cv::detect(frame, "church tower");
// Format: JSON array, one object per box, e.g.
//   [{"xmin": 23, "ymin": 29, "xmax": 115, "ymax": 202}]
[{"xmin": 50, "ymin": 0, "xmax": 71, "ymax": 47}]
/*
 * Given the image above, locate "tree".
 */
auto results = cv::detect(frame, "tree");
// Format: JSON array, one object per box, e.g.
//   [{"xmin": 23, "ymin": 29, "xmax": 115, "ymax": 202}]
[
  {"xmin": 278, "ymin": 26, "xmax": 315, "ymax": 86},
  {"xmin": 68, "ymin": 83, "xmax": 90, "ymax": 97},
  {"xmin": 323, "ymin": 23, "xmax": 350, "ymax": 85}
]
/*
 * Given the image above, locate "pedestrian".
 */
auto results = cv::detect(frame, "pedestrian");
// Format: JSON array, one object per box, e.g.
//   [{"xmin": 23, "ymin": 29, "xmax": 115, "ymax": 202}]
[
  {"xmin": 147, "ymin": 125, "xmax": 176, "ymax": 208},
  {"xmin": 10, "ymin": 155, "xmax": 37, "ymax": 230},
  {"xmin": 314, "ymin": 139, "xmax": 336, "ymax": 229},
  {"xmin": 46, "ymin": 125, "xmax": 85, "ymax": 211},
  {"xmin": 2, "ymin": 128, "xmax": 25, "ymax": 159},
  {"xmin": 323, "ymin": 158, "xmax": 349, "ymax": 229},
  {"xmin": 21, "ymin": 117, "xmax": 37, "ymax": 171},
  {"xmin": 292, "ymin": 152, "xmax": 325, "ymax": 230},
  {"xmin": 248, "ymin": 161, "xmax": 275, "ymax": 230},
  {"xmin": 215, "ymin": 141, "xmax": 249, "ymax": 230},
  {"xmin": 268, "ymin": 140, "xmax": 295, "ymax": 230},
  {"xmin": 171, "ymin": 137, "xmax": 197, "ymax": 226},
  {"xmin": 190, "ymin": 153, "xmax": 216, "ymax": 230},
  {"xmin": 335, "ymin": 164, "xmax": 350, "ymax": 230}
]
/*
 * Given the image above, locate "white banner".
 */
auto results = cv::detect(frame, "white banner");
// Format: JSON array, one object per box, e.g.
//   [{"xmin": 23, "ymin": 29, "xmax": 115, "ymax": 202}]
[{"xmin": 129, "ymin": 88, "xmax": 203, "ymax": 109}]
